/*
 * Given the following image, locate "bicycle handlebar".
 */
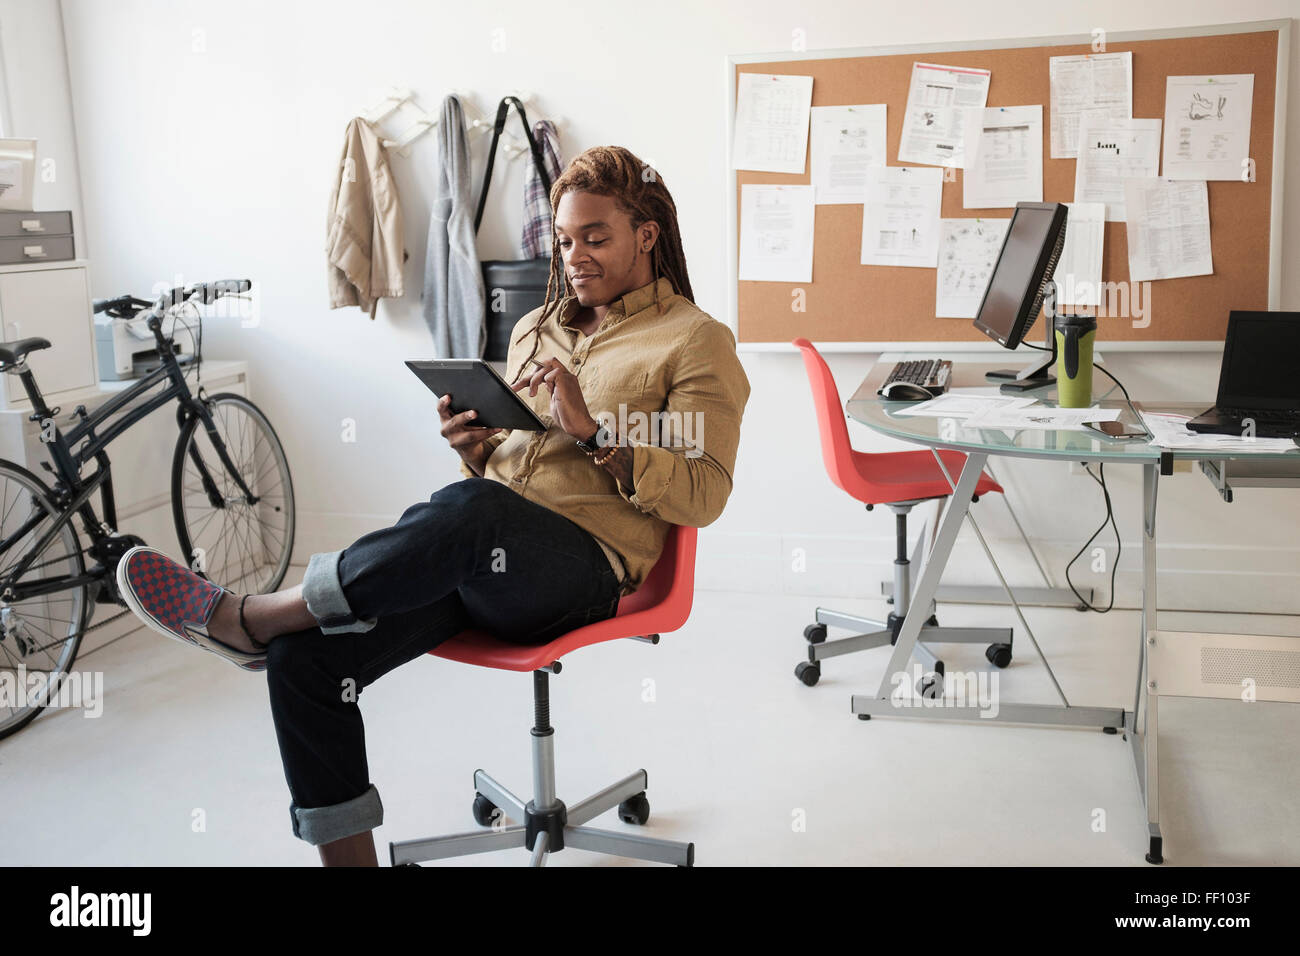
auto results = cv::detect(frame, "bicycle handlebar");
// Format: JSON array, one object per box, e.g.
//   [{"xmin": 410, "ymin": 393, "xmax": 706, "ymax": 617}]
[{"xmin": 94, "ymin": 280, "xmax": 252, "ymax": 321}]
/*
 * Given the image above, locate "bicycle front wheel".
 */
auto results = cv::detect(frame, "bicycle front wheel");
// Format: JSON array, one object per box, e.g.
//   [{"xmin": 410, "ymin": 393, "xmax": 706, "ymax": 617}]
[{"xmin": 171, "ymin": 393, "xmax": 295, "ymax": 594}]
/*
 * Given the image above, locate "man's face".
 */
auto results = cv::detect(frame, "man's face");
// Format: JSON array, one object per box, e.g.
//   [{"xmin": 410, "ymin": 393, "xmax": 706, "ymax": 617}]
[{"xmin": 554, "ymin": 191, "xmax": 657, "ymax": 306}]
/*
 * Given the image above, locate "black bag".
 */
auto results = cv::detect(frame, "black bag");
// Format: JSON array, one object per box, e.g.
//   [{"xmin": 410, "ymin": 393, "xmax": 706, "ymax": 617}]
[{"xmin": 475, "ymin": 96, "xmax": 554, "ymax": 362}]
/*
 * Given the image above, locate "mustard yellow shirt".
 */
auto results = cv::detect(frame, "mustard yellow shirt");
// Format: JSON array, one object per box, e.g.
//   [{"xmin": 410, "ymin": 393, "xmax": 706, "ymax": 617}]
[{"xmin": 459, "ymin": 276, "xmax": 751, "ymax": 594}]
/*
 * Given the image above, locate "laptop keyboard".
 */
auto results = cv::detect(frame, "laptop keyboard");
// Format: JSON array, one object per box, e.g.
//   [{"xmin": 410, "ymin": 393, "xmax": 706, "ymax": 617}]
[{"xmin": 1218, "ymin": 407, "xmax": 1300, "ymax": 424}]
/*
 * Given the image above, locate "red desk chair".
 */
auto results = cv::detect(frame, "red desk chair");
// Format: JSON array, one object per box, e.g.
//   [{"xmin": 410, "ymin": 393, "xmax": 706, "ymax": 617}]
[
  {"xmin": 792, "ymin": 338, "xmax": 1013, "ymax": 693},
  {"xmin": 388, "ymin": 525, "xmax": 698, "ymax": 867}
]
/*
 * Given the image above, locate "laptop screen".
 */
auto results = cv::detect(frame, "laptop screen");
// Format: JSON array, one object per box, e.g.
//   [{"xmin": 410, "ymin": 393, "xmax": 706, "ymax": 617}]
[{"xmin": 1218, "ymin": 311, "xmax": 1300, "ymax": 410}]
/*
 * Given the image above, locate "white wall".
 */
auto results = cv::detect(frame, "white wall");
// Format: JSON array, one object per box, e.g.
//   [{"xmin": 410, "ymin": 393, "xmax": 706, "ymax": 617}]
[{"xmin": 35, "ymin": 0, "xmax": 1300, "ymax": 613}]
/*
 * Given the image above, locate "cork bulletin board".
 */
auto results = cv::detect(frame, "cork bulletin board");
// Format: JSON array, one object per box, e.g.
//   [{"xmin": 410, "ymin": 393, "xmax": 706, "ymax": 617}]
[{"xmin": 725, "ymin": 20, "xmax": 1289, "ymax": 349}]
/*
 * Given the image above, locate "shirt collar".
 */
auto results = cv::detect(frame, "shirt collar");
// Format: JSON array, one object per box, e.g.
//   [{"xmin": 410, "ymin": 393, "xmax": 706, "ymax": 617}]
[{"xmin": 558, "ymin": 276, "xmax": 675, "ymax": 330}]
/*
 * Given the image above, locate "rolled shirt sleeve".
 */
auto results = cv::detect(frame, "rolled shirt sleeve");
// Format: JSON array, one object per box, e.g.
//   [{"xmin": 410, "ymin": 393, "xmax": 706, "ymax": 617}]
[
  {"xmin": 458, "ymin": 430, "xmax": 509, "ymax": 478},
  {"xmin": 615, "ymin": 318, "xmax": 750, "ymax": 527}
]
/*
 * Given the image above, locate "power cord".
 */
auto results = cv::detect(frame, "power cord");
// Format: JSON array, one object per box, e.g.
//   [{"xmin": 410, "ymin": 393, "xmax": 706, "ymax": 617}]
[{"xmin": 1065, "ymin": 461, "xmax": 1120, "ymax": 613}]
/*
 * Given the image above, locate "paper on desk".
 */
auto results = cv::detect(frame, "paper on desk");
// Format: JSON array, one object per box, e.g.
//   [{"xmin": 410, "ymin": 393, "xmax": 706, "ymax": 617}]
[
  {"xmin": 961, "ymin": 106, "xmax": 1043, "ymax": 208},
  {"xmin": 1122, "ymin": 179, "xmax": 1212, "ymax": 282},
  {"xmin": 1074, "ymin": 117, "xmax": 1162, "ymax": 221},
  {"xmin": 894, "ymin": 391, "xmax": 1037, "ymax": 417},
  {"xmin": 935, "ymin": 217, "xmax": 1010, "ymax": 317},
  {"xmin": 1055, "ymin": 202, "xmax": 1106, "ymax": 307},
  {"xmin": 898, "ymin": 62, "xmax": 991, "ymax": 167},
  {"xmin": 962, "ymin": 405, "xmax": 1121, "ymax": 431},
  {"xmin": 1139, "ymin": 412, "xmax": 1297, "ymax": 451},
  {"xmin": 739, "ymin": 184, "xmax": 815, "ymax": 282},
  {"xmin": 732, "ymin": 73, "xmax": 814, "ymax": 174},
  {"xmin": 1049, "ymin": 52, "xmax": 1133, "ymax": 158},
  {"xmin": 1162, "ymin": 74, "xmax": 1254, "ymax": 181},
  {"xmin": 810, "ymin": 104, "xmax": 887, "ymax": 204},
  {"xmin": 861, "ymin": 166, "xmax": 943, "ymax": 268}
]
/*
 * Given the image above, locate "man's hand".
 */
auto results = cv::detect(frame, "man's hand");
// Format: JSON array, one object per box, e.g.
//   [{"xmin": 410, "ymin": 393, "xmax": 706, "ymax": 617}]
[
  {"xmin": 512, "ymin": 357, "xmax": 598, "ymax": 440},
  {"xmin": 438, "ymin": 394, "xmax": 502, "ymax": 476}
]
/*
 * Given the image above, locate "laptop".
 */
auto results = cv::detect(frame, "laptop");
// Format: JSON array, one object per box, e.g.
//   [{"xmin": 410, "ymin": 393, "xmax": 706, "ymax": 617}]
[{"xmin": 1187, "ymin": 311, "xmax": 1300, "ymax": 439}]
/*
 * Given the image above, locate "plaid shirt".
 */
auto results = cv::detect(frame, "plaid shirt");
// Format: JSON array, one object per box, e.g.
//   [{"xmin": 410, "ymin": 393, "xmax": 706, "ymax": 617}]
[{"xmin": 521, "ymin": 120, "xmax": 562, "ymax": 259}]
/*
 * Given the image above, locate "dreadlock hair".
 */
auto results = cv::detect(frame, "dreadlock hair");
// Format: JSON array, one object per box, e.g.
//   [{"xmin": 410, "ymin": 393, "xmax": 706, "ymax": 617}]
[{"xmin": 508, "ymin": 145, "xmax": 694, "ymax": 385}]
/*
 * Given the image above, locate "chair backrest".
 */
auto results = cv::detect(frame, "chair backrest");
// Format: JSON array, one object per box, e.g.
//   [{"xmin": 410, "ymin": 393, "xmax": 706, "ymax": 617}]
[
  {"xmin": 615, "ymin": 524, "xmax": 697, "ymax": 633},
  {"xmin": 792, "ymin": 338, "xmax": 861, "ymax": 495}
]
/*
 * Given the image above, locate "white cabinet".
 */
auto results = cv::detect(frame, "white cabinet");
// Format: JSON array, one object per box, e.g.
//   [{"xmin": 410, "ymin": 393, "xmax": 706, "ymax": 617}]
[{"xmin": 0, "ymin": 259, "xmax": 96, "ymax": 407}]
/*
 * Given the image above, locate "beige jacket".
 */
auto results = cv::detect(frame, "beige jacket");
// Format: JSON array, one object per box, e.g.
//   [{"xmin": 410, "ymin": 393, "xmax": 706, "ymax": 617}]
[{"xmin": 326, "ymin": 117, "xmax": 406, "ymax": 318}]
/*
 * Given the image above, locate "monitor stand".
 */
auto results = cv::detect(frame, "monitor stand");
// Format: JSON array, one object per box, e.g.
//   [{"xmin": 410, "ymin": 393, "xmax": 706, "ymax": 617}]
[{"xmin": 985, "ymin": 319, "xmax": 1056, "ymax": 393}]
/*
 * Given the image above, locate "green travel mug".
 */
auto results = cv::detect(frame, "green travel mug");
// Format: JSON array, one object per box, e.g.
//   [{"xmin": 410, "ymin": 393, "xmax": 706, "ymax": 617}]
[{"xmin": 1055, "ymin": 314, "xmax": 1097, "ymax": 408}]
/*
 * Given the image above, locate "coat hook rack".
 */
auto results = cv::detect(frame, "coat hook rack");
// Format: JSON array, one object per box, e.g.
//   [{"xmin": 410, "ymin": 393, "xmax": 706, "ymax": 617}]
[{"xmin": 361, "ymin": 86, "xmax": 436, "ymax": 157}]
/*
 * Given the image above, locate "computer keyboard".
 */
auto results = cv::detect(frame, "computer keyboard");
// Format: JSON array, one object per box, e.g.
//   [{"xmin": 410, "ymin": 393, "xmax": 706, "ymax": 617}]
[
  {"xmin": 1218, "ymin": 407, "xmax": 1300, "ymax": 424},
  {"xmin": 879, "ymin": 359, "xmax": 952, "ymax": 396}
]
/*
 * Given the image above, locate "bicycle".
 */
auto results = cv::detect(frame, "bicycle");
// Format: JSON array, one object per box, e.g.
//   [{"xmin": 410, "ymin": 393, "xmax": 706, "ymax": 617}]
[{"xmin": 0, "ymin": 279, "xmax": 295, "ymax": 739}]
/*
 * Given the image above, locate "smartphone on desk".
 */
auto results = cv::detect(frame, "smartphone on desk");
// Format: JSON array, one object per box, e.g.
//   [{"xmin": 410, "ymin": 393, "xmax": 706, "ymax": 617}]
[{"xmin": 1083, "ymin": 420, "xmax": 1149, "ymax": 441}]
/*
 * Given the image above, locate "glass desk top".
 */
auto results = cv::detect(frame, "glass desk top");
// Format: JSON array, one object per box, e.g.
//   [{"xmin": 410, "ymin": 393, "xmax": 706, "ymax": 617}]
[{"xmin": 846, "ymin": 358, "xmax": 1300, "ymax": 464}]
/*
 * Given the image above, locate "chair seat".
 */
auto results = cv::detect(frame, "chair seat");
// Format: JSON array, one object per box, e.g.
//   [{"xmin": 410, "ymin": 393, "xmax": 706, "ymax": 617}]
[
  {"xmin": 431, "ymin": 525, "xmax": 697, "ymax": 672},
  {"xmin": 844, "ymin": 447, "xmax": 1003, "ymax": 505},
  {"xmin": 0, "ymin": 337, "xmax": 51, "ymax": 366}
]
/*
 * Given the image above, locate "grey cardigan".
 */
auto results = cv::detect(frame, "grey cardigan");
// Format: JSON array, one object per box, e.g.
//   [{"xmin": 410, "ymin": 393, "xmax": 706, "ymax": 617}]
[{"xmin": 423, "ymin": 95, "xmax": 485, "ymax": 357}]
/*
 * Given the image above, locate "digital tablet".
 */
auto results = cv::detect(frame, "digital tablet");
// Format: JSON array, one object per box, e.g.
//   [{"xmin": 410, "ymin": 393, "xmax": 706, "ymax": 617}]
[{"xmin": 406, "ymin": 359, "xmax": 547, "ymax": 431}]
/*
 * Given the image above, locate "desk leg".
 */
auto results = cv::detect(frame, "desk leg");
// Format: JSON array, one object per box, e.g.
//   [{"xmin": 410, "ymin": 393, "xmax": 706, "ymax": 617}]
[
  {"xmin": 870, "ymin": 452, "xmax": 986, "ymax": 701},
  {"xmin": 1128, "ymin": 462, "xmax": 1163, "ymax": 864}
]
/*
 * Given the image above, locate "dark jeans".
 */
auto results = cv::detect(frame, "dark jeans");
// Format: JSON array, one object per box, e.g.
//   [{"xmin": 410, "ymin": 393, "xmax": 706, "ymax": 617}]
[{"xmin": 267, "ymin": 477, "xmax": 622, "ymax": 846}]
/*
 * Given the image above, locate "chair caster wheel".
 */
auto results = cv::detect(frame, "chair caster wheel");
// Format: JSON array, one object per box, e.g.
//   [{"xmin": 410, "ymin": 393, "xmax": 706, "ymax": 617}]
[
  {"xmin": 472, "ymin": 792, "xmax": 498, "ymax": 827},
  {"xmin": 803, "ymin": 623, "xmax": 827, "ymax": 644},
  {"xmin": 795, "ymin": 661, "xmax": 821, "ymax": 686},
  {"xmin": 618, "ymin": 791, "xmax": 650, "ymax": 826},
  {"xmin": 985, "ymin": 643, "xmax": 1012, "ymax": 668}
]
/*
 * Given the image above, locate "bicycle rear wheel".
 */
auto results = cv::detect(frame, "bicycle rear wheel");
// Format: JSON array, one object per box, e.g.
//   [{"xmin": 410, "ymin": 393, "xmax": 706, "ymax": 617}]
[
  {"xmin": 171, "ymin": 393, "xmax": 295, "ymax": 595},
  {"xmin": 0, "ymin": 460, "xmax": 91, "ymax": 740}
]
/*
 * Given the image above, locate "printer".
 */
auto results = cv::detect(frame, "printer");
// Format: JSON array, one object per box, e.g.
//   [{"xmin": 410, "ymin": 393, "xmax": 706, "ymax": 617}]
[{"xmin": 94, "ymin": 312, "xmax": 198, "ymax": 381}]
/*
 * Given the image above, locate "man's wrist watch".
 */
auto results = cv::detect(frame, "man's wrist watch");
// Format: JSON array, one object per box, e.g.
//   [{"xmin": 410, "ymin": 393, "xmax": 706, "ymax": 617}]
[{"xmin": 576, "ymin": 422, "xmax": 614, "ymax": 455}]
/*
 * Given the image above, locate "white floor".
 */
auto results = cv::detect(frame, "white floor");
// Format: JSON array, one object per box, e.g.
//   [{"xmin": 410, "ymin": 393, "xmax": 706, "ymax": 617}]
[{"xmin": 3, "ymin": 566, "xmax": 1298, "ymax": 867}]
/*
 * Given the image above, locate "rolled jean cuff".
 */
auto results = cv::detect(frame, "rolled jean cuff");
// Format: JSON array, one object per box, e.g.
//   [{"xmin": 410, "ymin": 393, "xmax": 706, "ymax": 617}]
[
  {"xmin": 302, "ymin": 550, "xmax": 377, "ymax": 634},
  {"xmin": 290, "ymin": 783, "xmax": 383, "ymax": 846}
]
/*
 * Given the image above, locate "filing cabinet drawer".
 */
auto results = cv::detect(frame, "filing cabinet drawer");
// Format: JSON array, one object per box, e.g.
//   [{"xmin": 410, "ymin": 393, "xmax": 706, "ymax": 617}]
[
  {"xmin": 0, "ymin": 210, "xmax": 74, "ymax": 238},
  {"xmin": 0, "ymin": 235, "xmax": 76, "ymax": 265}
]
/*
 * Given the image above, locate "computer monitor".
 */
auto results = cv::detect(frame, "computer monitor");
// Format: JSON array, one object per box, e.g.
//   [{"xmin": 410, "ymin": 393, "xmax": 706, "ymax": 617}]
[{"xmin": 972, "ymin": 202, "xmax": 1068, "ymax": 390}]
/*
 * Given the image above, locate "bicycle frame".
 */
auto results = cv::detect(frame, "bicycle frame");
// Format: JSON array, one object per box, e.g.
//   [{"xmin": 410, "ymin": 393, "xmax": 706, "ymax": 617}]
[{"xmin": 0, "ymin": 316, "xmax": 258, "ymax": 604}]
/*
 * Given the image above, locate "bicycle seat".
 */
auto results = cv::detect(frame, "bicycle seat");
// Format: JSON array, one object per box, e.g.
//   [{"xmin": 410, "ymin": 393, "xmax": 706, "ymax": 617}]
[{"xmin": 0, "ymin": 338, "xmax": 52, "ymax": 366}]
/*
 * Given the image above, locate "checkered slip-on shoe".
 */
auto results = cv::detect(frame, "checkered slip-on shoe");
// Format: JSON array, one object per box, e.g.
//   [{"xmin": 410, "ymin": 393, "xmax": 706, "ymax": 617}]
[{"xmin": 116, "ymin": 546, "xmax": 268, "ymax": 672}]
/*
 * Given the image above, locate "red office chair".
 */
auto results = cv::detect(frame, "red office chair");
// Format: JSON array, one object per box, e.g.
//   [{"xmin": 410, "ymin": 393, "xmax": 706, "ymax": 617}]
[
  {"xmin": 388, "ymin": 525, "xmax": 698, "ymax": 867},
  {"xmin": 792, "ymin": 338, "xmax": 1013, "ymax": 692}
]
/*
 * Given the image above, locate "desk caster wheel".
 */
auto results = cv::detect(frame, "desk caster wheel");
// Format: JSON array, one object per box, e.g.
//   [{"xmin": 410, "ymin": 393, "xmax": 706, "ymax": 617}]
[
  {"xmin": 1145, "ymin": 836, "xmax": 1163, "ymax": 865},
  {"xmin": 985, "ymin": 643, "xmax": 1012, "ymax": 668},
  {"xmin": 619, "ymin": 792, "xmax": 650, "ymax": 825},
  {"xmin": 803, "ymin": 623, "xmax": 827, "ymax": 644},
  {"xmin": 472, "ymin": 792, "xmax": 498, "ymax": 827},
  {"xmin": 795, "ymin": 661, "xmax": 821, "ymax": 686}
]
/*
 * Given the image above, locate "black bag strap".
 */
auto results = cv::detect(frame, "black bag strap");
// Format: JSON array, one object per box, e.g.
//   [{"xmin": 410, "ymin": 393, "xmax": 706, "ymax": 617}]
[{"xmin": 473, "ymin": 96, "xmax": 554, "ymax": 234}]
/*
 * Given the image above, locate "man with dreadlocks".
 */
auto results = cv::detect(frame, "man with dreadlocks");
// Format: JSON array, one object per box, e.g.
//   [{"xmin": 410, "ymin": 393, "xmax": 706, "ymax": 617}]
[{"xmin": 114, "ymin": 145, "xmax": 750, "ymax": 866}]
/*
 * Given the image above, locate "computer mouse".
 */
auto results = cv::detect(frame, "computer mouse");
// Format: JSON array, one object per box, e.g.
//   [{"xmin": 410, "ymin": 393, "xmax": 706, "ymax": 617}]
[{"xmin": 880, "ymin": 381, "xmax": 933, "ymax": 402}]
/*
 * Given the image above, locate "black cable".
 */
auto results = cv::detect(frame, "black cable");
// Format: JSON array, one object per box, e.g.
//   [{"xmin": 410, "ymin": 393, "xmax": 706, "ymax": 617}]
[{"xmin": 1064, "ymin": 462, "xmax": 1121, "ymax": 613}]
